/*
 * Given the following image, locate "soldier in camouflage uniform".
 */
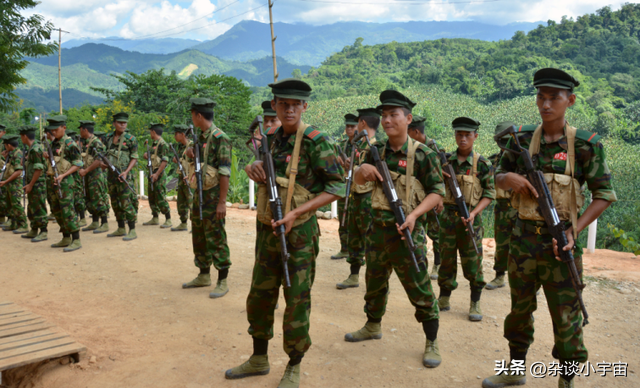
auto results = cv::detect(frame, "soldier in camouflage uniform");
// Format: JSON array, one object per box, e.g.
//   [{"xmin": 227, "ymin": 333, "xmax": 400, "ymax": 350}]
[
  {"xmin": 482, "ymin": 69, "xmax": 618, "ymax": 388},
  {"xmin": 331, "ymin": 113, "xmax": 358, "ymax": 260},
  {"xmin": 0, "ymin": 124, "xmax": 8, "ymax": 227},
  {"xmin": 66, "ymin": 130, "xmax": 87, "ymax": 228},
  {"xmin": 0, "ymin": 134, "xmax": 28, "ymax": 233},
  {"xmin": 45, "ymin": 115, "xmax": 84, "ymax": 252},
  {"xmin": 19, "ymin": 126, "xmax": 48, "ymax": 241},
  {"xmin": 336, "ymin": 108, "xmax": 379, "ymax": 289},
  {"xmin": 437, "ymin": 117, "xmax": 495, "ymax": 322},
  {"xmin": 78, "ymin": 121, "xmax": 111, "ymax": 234},
  {"xmin": 485, "ymin": 121, "xmax": 518, "ymax": 291},
  {"xmin": 101, "ymin": 112, "xmax": 139, "ymax": 241},
  {"xmin": 181, "ymin": 98, "xmax": 232, "ymax": 298},
  {"xmin": 226, "ymin": 79, "xmax": 345, "ymax": 388},
  {"xmin": 344, "ymin": 90, "xmax": 445, "ymax": 369},
  {"xmin": 142, "ymin": 123, "xmax": 172, "ymax": 228},
  {"xmin": 408, "ymin": 115, "xmax": 444, "ymax": 280},
  {"xmin": 169, "ymin": 124, "xmax": 192, "ymax": 232}
]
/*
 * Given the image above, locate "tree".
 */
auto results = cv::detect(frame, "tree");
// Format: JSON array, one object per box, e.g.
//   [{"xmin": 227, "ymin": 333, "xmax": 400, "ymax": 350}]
[{"xmin": 0, "ymin": 0, "xmax": 56, "ymax": 111}]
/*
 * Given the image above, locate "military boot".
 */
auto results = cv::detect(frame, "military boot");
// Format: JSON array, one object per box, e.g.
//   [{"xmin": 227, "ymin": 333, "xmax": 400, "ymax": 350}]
[
  {"xmin": 12, "ymin": 226, "xmax": 28, "ymax": 234},
  {"xmin": 558, "ymin": 376, "xmax": 574, "ymax": 388},
  {"xmin": 209, "ymin": 279, "xmax": 229, "ymax": 298},
  {"xmin": 21, "ymin": 229, "xmax": 38, "ymax": 238},
  {"xmin": 469, "ymin": 300, "xmax": 483, "ymax": 321},
  {"xmin": 31, "ymin": 231, "xmax": 48, "ymax": 243},
  {"xmin": 63, "ymin": 239, "xmax": 82, "ymax": 252},
  {"xmin": 51, "ymin": 237, "xmax": 72, "ymax": 248},
  {"xmin": 107, "ymin": 227, "xmax": 126, "ymax": 237},
  {"xmin": 438, "ymin": 296, "xmax": 451, "ymax": 311},
  {"xmin": 277, "ymin": 363, "xmax": 300, "ymax": 388},
  {"xmin": 123, "ymin": 229, "xmax": 137, "ymax": 241},
  {"xmin": 486, "ymin": 274, "xmax": 506, "ymax": 290},
  {"xmin": 94, "ymin": 223, "xmax": 109, "ymax": 234},
  {"xmin": 330, "ymin": 251, "xmax": 348, "ymax": 260},
  {"xmin": 82, "ymin": 221, "xmax": 100, "ymax": 231},
  {"xmin": 143, "ymin": 217, "xmax": 159, "ymax": 226},
  {"xmin": 0, "ymin": 216, "xmax": 5, "ymax": 226},
  {"xmin": 423, "ymin": 338, "xmax": 442, "ymax": 368},
  {"xmin": 336, "ymin": 274, "xmax": 359, "ymax": 289},
  {"xmin": 224, "ymin": 355, "xmax": 270, "ymax": 379},
  {"xmin": 171, "ymin": 222, "xmax": 188, "ymax": 231},
  {"xmin": 77, "ymin": 218, "xmax": 87, "ymax": 227},
  {"xmin": 481, "ymin": 365, "xmax": 526, "ymax": 388},
  {"xmin": 430, "ymin": 264, "xmax": 440, "ymax": 280},
  {"xmin": 160, "ymin": 218, "xmax": 172, "ymax": 229},
  {"xmin": 182, "ymin": 274, "xmax": 211, "ymax": 289},
  {"xmin": 2, "ymin": 223, "xmax": 16, "ymax": 232},
  {"xmin": 344, "ymin": 322, "xmax": 382, "ymax": 342}
]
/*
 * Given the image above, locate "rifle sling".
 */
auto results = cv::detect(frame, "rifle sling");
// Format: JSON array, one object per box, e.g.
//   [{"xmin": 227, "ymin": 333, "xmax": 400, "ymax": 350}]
[{"xmin": 284, "ymin": 122, "xmax": 310, "ymax": 214}]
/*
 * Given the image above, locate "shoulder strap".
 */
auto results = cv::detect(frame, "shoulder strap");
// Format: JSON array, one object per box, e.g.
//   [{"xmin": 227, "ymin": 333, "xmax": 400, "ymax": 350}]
[
  {"xmin": 152, "ymin": 139, "xmax": 160, "ymax": 159},
  {"xmin": 284, "ymin": 122, "xmax": 310, "ymax": 214},
  {"xmin": 116, "ymin": 133, "xmax": 126, "ymax": 164},
  {"xmin": 528, "ymin": 125, "xmax": 544, "ymax": 156},
  {"xmin": 405, "ymin": 138, "xmax": 420, "ymax": 207},
  {"xmin": 202, "ymin": 126, "xmax": 218, "ymax": 166},
  {"xmin": 565, "ymin": 124, "xmax": 578, "ymax": 240}
]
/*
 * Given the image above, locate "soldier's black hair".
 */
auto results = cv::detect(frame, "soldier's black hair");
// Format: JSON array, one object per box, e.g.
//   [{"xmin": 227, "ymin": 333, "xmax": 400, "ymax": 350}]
[
  {"xmin": 24, "ymin": 133, "xmax": 36, "ymax": 140},
  {"xmin": 6, "ymin": 139, "xmax": 19, "ymax": 147},
  {"xmin": 410, "ymin": 124, "xmax": 425, "ymax": 135},
  {"xmin": 84, "ymin": 126, "xmax": 95, "ymax": 134},
  {"xmin": 151, "ymin": 127, "xmax": 163, "ymax": 136},
  {"xmin": 360, "ymin": 116, "xmax": 380, "ymax": 131}
]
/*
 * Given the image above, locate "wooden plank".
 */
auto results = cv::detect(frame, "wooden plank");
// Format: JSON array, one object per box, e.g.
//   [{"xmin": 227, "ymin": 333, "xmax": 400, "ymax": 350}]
[
  {"xmin": 0, "ymin": 343, "xmax": 86, "ymax": 372},
  {"xmin": 0, "ymin": 312, "xmax": 32, "ymax": 322},
  {"xmin": 0, "ymin": 337, "xmax": 77, "ymax": 359},
  {"xmin": 0, "ymin": 306, "xmax": 24, "ymax": 316},
  {"xmin": 0, "ymin": 333, "xmax": 68, "ymax": 352},
  {"xmin": 0, "ymin": 302, "xmax": 13, "ymax": 306},
  {"xmin": 0, "ymin": 322, "xmax": 52, "ymax": 338},
  {"xmin": 0, "ymin": 314, "xmax": 40, "ymax": 327},
  {"xmin": 0, "ymin": 330, "xmax": 62, "ymax": 346},
  {"xmin": 0, "ymin": 319, "xmax": 48, "ymax": 332}
]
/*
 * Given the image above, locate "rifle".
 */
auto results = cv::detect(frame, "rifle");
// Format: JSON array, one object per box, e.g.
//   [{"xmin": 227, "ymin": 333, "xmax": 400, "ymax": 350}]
[
  {"xmin": 0, "ymin": 153, "xmax": 14, "ymax": 196},
  {"xmin": 96, "ymin": 152, "xmax": 138, "ymax": 196},
  {"xmin": 168, "ymin": 143, "xmax": 192, "ymax": 194},
  {"xmin": 363, "ymin": 131, "xmax": 422, "ymax": 272},
  {"xmin": 21, "ymin": 146, "xmax": 27, "ymax": 207},
  {"xmin": 145, "ymin": 140, "xmax": 154, "ymax": 193},
  {"xmin": 78, "ymin": 141, "xmax": 86, "ymax": 198},
  {"xmin": 432, "ymin": 209, "xmax": 440, "ymax": 228},
  {"xmin": 190, "ymin": 125, "xmax": 204, "ymax": 220},
  {"xmin": 494, "ymin": 125, "xmax": 589, "ymax": 326},
  {"xmin": 341, "ymin": 130, "xmax": 368, "ymax": 227},
  {"xmin": 432, "ymin": 141, "xmax": 480, "ymax": 255},
  {"xmin": 251, "ymin": 115, "xmax": 291, "ymax": 288},
  {"xmin": 44, "ymin": 140, "xmax": 64, "ymax": 198}
]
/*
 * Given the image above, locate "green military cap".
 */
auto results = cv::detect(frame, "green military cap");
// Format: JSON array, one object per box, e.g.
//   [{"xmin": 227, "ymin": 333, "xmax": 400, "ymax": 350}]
[
  {"xmin": 533, "ymin": 68, "xmax": 580, "ymax": 90},
  {"xmin": 344, "ymin": 113, "xmax": 358, "ymax": 126},
  {"xmin": 409, "ymin": 115, "xmax": 426, "ymax": 129},
  {"xmin": 268, "ymin": 78, "xmax": 312, "ymax": 100},
  {"xmin": 18, "ymin": 125, "xmax": 38, "ymax": 135},
  {"xmin": 171, "ymin": 124, "xmax": 190, "ymax": 133},
  {"xmin": 78, "ymin": 120, "xmax": 95, "ymax": 128},
  {"xmin": 0, "ymin": 124, "xmax": 6, "ymax": 131},
  {"xmin": 112, "ymin": 112, "xmax": 129, "ymax": 122},
  {"xmin": 190, "ymin": 98, "xmax": 217, "ymax": 113},
  {"xmin": 357, "ymin": 108, "xmax": 381, "ymax": 119},
  {"xmin": 149, "ymin": 123, "xmax": 164, "ymax": 130},
  {"xmin": 46, "ymin": 115, "xmax": 67, "ymax": 130},
  {"xmin": 377, "ymin": 90, "xmax": 416, "ymax": 112},
  {"xmin": 94, "ymin": 131, "xmax": 107, "ymax": 140},
  {"xmin": 452, "ymin": 117, "xmax": 481, "ymax": 132},
  {"xmin": 2, "ymin": 134, "xmax": 19, "ymax": 143},
  {"xmin": 261, "ymin": 101, "xmax": 277, "ymax": 116},
  {"xmin": 66, "ymin": 130, "xmax": 78, "ymax": 139},
  {"xmin": 495, "ymin": 121, "xmax": 515, "ymax": 135}
]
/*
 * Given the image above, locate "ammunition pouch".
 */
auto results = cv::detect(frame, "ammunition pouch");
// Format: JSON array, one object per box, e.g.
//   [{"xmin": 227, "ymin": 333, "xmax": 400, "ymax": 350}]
[
  {"xmin": 371, "ymin": 171, "xmax": 426, "ymax": 214},
  {"xmin": 257, "ymin": 176, "xmax": 317, "ymax": 227},
  {"xmin": 188, "ymin": 162, "xmax": 219, "ymax": 191},
  {"xmin": 46, "ymin": 157, "xmax": 71, "ymax": 176},
  {"xmin": 512, "ymin": 173, "xmax": 585, "ymax": 222}
]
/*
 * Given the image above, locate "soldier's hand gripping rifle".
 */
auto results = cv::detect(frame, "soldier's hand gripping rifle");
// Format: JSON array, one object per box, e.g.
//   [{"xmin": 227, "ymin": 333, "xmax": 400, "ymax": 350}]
[
  {"xmin": 169, "ymin": 143, "xmax": 191, "ymax": 193},
  {"xmin": 432, "ymin": 141, "xmax": 480, "ymax": 254},
  {"xmin": 363, "ymin": 131, "xmax": 422, "ymax": 272},
  {"xmin": 494, "ymin": 125, "xmax": 589, "ymax": 326},
  {"xmin": 251, "ymin": 115, "xmax": 292, "ymax": 288},
  {"xmin": 341, "ymin": 130, "xmax": 368, "ymax": 227},
  {"xmin": 190, "ymin": 125, "xmax": 204, "ymax": 220},
  {"xmin": 44, "ymin": 140, "xmax": 63, "ymax": 198},
  {"xmin": 145, "ymin": 140, "xmax": 154, "ymax": 193},
  {"xmin": 96, "ymin": 152, "xmax": 138, "ymax": 196}
]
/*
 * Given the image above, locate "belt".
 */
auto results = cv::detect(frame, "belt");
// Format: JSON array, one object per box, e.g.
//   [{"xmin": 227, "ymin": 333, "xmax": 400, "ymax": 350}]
[
  {"xmin": 353, "ymin": 191, "xmax": 372, "ymax": 198},
  {"xmin": 515, "ymin": 219, "xmax": 549, "ymax": 235}
]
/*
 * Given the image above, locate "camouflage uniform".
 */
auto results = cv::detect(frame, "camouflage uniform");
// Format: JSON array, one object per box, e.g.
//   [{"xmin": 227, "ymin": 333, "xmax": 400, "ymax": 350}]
[
  {"xmin": 105, "ymin": 131, "xmax": 139, "ymax": 223},
  {"xmin": 24, "ymin": 141, "xmax": 48, "ymax": 230},
  {"xmin": 438, "ymin": 150, "xmax": 495, "ymax": 296},
  {"xmin": 81, "ymin": 135, "xmax": 110, "ymax": 218},
  {"xmin": 247, "ymin": 124, "xmax": 346, "ymax": 359},
  {"xmin": 346, "ymin": 140, "xmax": 373, "ymax": 266},
  {"xmin": 48, "ymin": 135, "xmax": 83, "ymax": 233},
  {"xmin": 2, "ymin": 147, "xmax": 27, "ymax": 230},
  {"xmin": 424, "ymin": 140, "xmax": 441, "ymax": 266},
  {"xmin": 489, "ymin": 152, "xmax": 517, "ymax": 275},
  {"xmin": 336, "ymin": 140, "xmax": 353, "ymax": 254},
  {"xmin": 175, "ymin": 141, "xmax": 192, "ymax": 224},
  {"xmin": 496, "ymin": 125, "xmax": 617, "ymax": 364},
  {"xmin": 148, "ymin": 137, "xmax": 171, "ymax": 217},
  {"xmin": 0, "ymin": 155, "xmax": 7, "ymax": 222}
]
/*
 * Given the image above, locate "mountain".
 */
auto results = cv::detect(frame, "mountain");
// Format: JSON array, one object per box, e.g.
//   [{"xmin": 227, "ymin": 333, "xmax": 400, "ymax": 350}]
[
  {"xmin": 191, "ymin": 20, "xmax": 543, "ymax": 66},
  {"xmin": 62, "ymin": 37, "xmax": 200, "ymax": 54}
]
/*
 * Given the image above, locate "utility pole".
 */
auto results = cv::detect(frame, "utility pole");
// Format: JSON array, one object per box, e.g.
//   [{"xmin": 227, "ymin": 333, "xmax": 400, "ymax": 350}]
[
  {"xmin": 57, "ymin": 28, "xmax": 69, "ymax": 114},
  {"xmin": 268, "ymin": 0, "xmax": 278, "ymax": 82}
]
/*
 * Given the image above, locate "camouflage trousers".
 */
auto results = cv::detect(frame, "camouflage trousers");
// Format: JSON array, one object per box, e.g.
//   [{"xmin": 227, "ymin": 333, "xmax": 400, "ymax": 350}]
[
  {"xmin": 84, "ymin": 170, "xmax": 110, "ymax": 217},
  {"xmin": 504, "ymin": 219, "xmax": 587, "ymax": 363},
  {"xmin": 337, "ymin": 197, "xmax": 348, "ymax": 252},
  {"xmin": 177, "ymin": 180, "xmax": 192, "ymax": 223},
  {"xmin": 27, "ymin": 179, "xmax": 47, "ymax": 230},
  {"xmin": 46, "ymin": 176, "xmax": 55, "ymax": 217},
  {"xmin": 247, "ymin": 217, "xmax": 319, "ymax": 359},
  {"xmin": 426, "ymin": 210, "xmax": 440, "ymax": 264},
  {"xmin": 191, "ymin": 185, "xmax": 230, "ymax": 270},
  {"xmin": 364, "ymin": 221, "xmax": 439, "ymax": 322},
  {"xmin": 74, "ymin": 174, "xmax": 86, "ymax": 216},
  {"xmin": 107, "ymin": 171, "xmax": 137, "ymax": 222},
  {"xmin": 0, "ymin": 188, "xmax": 7, "ymax": 217},
  {"xmin": 149, "ymin": 171, "xmax": 170, "ymax": 216},
  {"xmin": 346, "ymin": 193, "xmax": 372, "ymax": 266},
  {"xmin": 3, "ymin": 180, "xmax": 27, "ymax": 229},
  {"xmin": 438, "ymin": 205, "xmax": 486, "ymax": 294},
  {"xmin": 494, "ymin": 199, "xmax": 517, "ymax": 274},
  {"xmin": 50, "ymin": 175, "xmax": 79, "ymax": 234}
]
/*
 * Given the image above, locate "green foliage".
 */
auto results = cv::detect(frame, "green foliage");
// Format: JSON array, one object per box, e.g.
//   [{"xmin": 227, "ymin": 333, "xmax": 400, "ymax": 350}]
[
  {"xmin": 0, "ymin": 0, "xmax": 56, "ymax": 111},
  {"xmin": 228, "ymin": 150, "xmax": 250, "ymax": 204},
  {"xmin": 607, "ymin": 223, "xmax": 640, "ymax": 255}
]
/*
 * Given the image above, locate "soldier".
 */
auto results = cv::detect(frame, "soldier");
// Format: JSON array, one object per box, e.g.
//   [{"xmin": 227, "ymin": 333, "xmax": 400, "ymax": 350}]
[
  {"xmin": 78, "ymin": 121, "xmax": 110, "ymax": 234},
  {"xmin": 19, "ymin": 125, "xmax": 48, "ymax": 242},
  {"xmin": 45, "ymin": 115, "xmax": 84, "ymax": 252},
  {"xmin": 0, "ymin": 124, "xmax": 8, "ymax": 227},
  {"xmin": 407, "ymin": 115, "xmax": 444, "ymax": 280},
  {"xmin": 226, "ymin": 79, "xmax": 345, "ymax": 388},
  {"xmin": 142, "ymin": 123, "xmax": 172, "ymax": 228},
  {"xmin": 336, "ymin": 108, "xmax": 379, "ymax": 289},
  {"xmin": 181, "ymin": 98, "xmax": 232, "ymax": 298},
  {"xmin": 481, "ymin": 68, "xmax": 617, "ymax": 388},
  {"xmin": 169, "ymin": 124, "xmax": 192, "ymax": 232},
  {"xmin": 0, "ymin": 134, "xmax": 28, "ymax": 233},
  {"xmin": 344, "ymin": 90, "xmax": 445, "ymax": 368},
  {"xmin": 485, "ymin": 121, "xmax": 518, "ymax": 290},
  {"xmin": 66, "ymin": 130, "xmax": 88, "ymax": 227},
  {"xmin": 102, "ymin": 112, "xmax": 139, "ymax": 241},
  {"xmin": 437, "ymin": 117, "xmax": 495, "ymax": 322},
  {"xmin": 331, "ymin": 113, "xmax": 358, "ymax": 260},
  {"xmin": 43, "ymin": 130, "xmax": 57, "ymax": 224}
]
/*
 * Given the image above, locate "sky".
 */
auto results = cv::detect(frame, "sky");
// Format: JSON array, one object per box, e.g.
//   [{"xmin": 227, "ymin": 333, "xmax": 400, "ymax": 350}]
[{"xmin": 26, "ymin": 0, "xmax": 631, "ymax": 42}]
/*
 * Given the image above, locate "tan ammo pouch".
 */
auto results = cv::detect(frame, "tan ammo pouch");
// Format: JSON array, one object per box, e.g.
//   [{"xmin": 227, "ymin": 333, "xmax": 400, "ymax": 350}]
[
  {"xmin": 151, "ymin": 141, "xmax": 163, "ymax": 170},
  {"xmin": 370, "ymin": 138, "xmax": 426, "ymax": 215},
  {"xmin": 511, "ymin": 124, "xmax": 582, "ymax": 239},
  {"xmin": 495, "ymin": 186, "xmax": 512, "ymax": 200},
  {"xmin": 4, "ymin": 162, "xmax": 15, "ymax": 178},
  {"xmin": 443, "ymin": 152, "xmax": 482, "ymax": 207},
  {"xmin": 353, "ymin": 180, "xmax": 375, "ymax": 194},
  {"xmin": 81, "ymin": 136, "xmax": 97, "ymax": 167},
  {"xmin": 256, "ymin": 177, "xmax": 318, "ymax": 227},
  {"xmin": 188, "ymin": 127, "xmax": 220, "ymax": 191},
  {"xmin": 46, "ymin": 141, "xmax": 72, "ymax": 176},
  {"xmin": 0, "ymin": 158, "xmax": 4, "ymax": 169}
]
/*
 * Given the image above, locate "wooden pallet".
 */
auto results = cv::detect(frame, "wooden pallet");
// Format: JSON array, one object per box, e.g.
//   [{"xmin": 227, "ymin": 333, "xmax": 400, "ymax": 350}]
[{"xmin": 0, "ymin": 302, "xmax": 86, "ymax": 372}]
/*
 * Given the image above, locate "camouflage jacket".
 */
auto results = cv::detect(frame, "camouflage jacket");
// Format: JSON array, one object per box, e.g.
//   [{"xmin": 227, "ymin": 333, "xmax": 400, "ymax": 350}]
[
  {"xmin": 105, "ymin": 131, "xmax": 138, "ymax": 170},
  {"xmin": 25, "ymin": 141, "xmax": 46, "ymax": 182},
  {"xmin": 445, "ymin": 149, "xmax": 496, "ymax": 201},
  {"xmin": 52, "ymin": 135, "xmax": 83, "ymax": 168},
  {"xmin": 197, "ymin": 123, "xmax": 232, "ymax": 177},
  {"xmin": 82, "ymin": 134, "xmax": 106, "ymax": 159}
]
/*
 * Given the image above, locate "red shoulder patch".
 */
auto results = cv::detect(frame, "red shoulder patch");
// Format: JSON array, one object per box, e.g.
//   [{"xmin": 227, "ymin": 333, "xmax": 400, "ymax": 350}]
[
  {"xmin": 267, "ymin": 127, "xmax": 278, "ymax": 135},
  {"xmin": 307, "ymin": 129, "xmax": 320, "ymax": 139}
]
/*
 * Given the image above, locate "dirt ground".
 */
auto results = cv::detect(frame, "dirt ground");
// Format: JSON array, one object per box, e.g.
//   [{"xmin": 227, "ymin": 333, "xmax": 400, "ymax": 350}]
[{"xmin": 1, "ymin": 201, "xmax": 639, "ymax": 388}]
